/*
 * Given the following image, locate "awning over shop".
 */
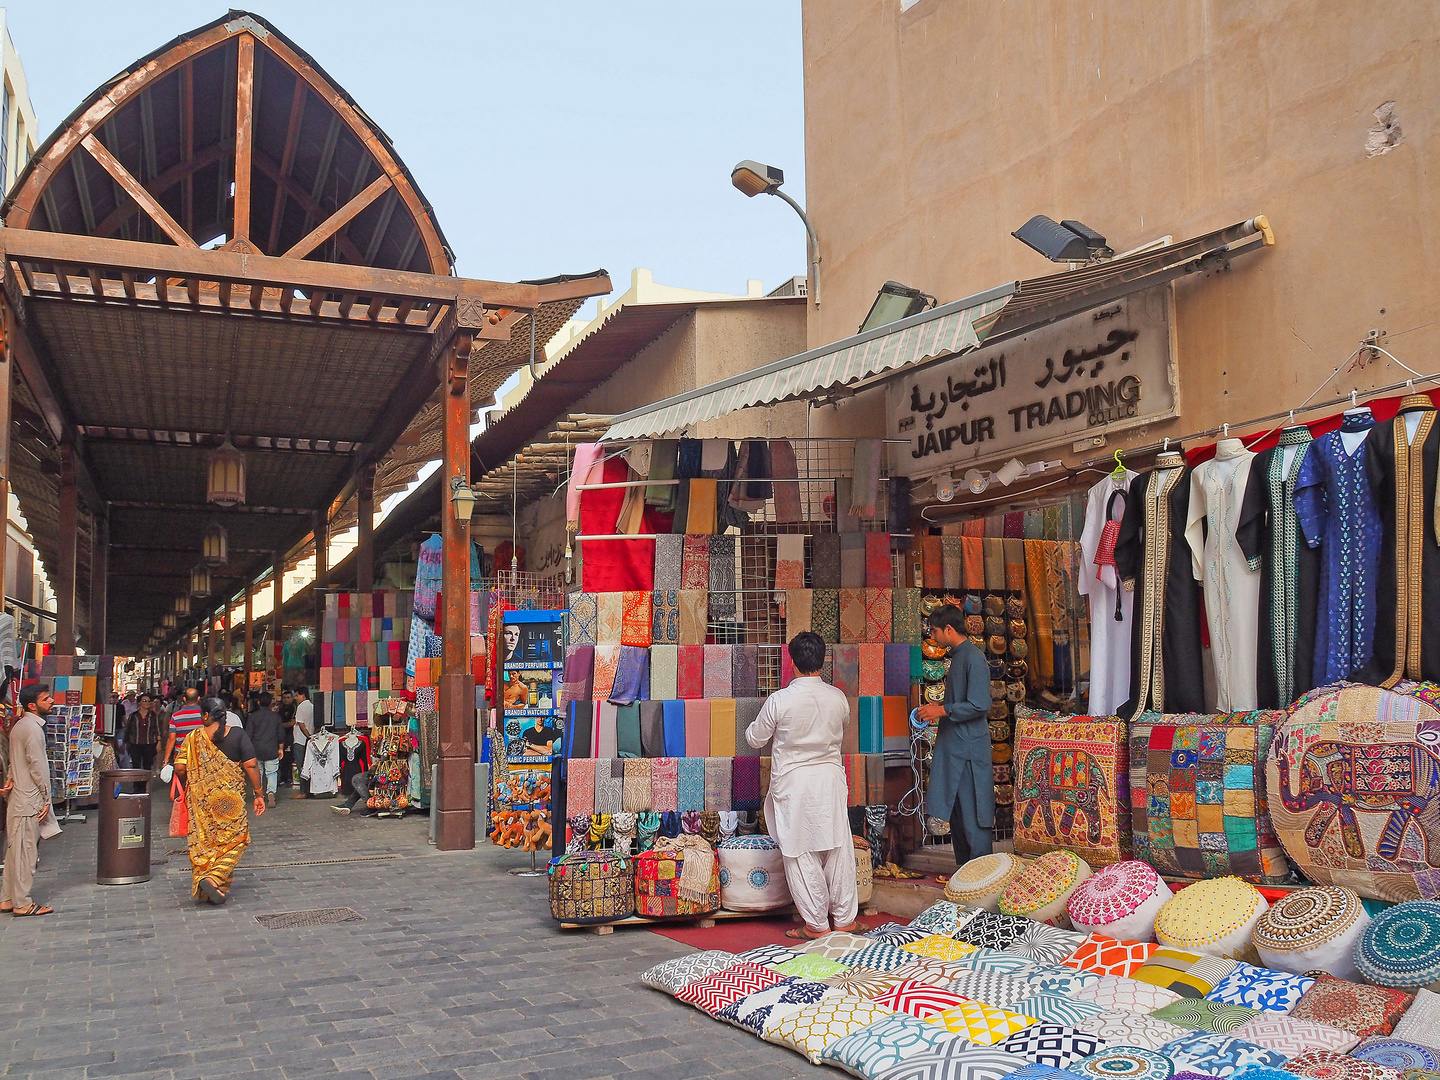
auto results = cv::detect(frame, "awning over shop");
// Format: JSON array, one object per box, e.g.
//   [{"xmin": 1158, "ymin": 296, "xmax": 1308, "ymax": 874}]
[{"xmin": 602, "ymin": 216, "xmax": 1272, "ymax": 441}]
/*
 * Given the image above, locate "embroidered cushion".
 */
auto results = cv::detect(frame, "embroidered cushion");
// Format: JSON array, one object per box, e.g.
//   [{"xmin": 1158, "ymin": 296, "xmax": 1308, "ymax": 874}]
[
  {"xmin": 775, "ymin": 953, "xmax": 850, "ymax": 980},
  {"xmin": 548, "ymin": 850, "xmax": 636, "ymax": 924},
  {"xmin": 798, "ymin": 930, "xmax": 874, "ymax": 959},
  {"xmin": 1265, "ymin": 683, "xmax": 1440, "ymax": 902},
  {"xmin": 1150, "ymin": 999, "xmax": 1261, "ymax": 1034},
  {"xmin": 872, "ymin": 1044, "xmax": 1032, "ymax": 1080},
  {"xmin": 762, "ymin": 994, "xmax": 897, "ymax": 1064},
  {"xmin": 676, "ymin": 960, "xmax": 786, "ymax": 1013},
  {"xmin": 1068, "ymin": 860, "xmax": 1174, "ymax": 941},
  {"xmin": 872, "ymin": 980, "xmax": 971, "ymax": 1019},
  {"xmin": 1003, "ymin": 923, "xmax": 1089, "ymax": 965},
  {"xmin": 1356, "ymin": 901, "xmax": 1440, "ymax": 991},
  {"xmin": 1290, "ymin": 974, "xmax": 1415, "ymax": 1038},
  {"xmin": 1284, "ymin": 1049, "xmax": 1404, "ymax": 1080},
  {"xmin": 942, "ymin": 970, "xmax": 1034, "ymax": 1009},
  {"xmin": 716, "ymin": 834, "xmax": 790, "ymax": 912},
  {"xmin": 903, "ymin": 934, "xmax": 980, "ymax": 962},
  {"xmin": 819, "ymin": 1011, "xmax": 970, "ymax": 1079},
  {"xmin": 1024, "ymin": 965, "xmax": 1102, "ymax": 995},
  {"xmin": 634, "ymin": 847, "xmax": 721, "ymax": 917},
  {"xmin": 1232, "ymin": 1014, "xmax": 1360, "ymax": 1055},
  {"xmin": 957, "ymin": 911, "xmax": 1034, "ymax": 951},
  {"xmin": 1065, "ymin": 1045, "xmax": 1177, "ymax": 1080},
  {"xmin": 911, "ymin": 901, "xmax": 967, "ymax": 936},
  {"xmin": 1006, "ymin": 992, "xmax": 1105, "ymax": 1026},
  {"xmin": 736, "ymin": 944, "xmax": 799, "ymax": 967},
  {"xmin": 948, "ymin": 853, "xmax": 1031, "ymax": 912},
  {"xmin": 1131, "ymin": 948, "xmax": 1213, "ymax": 997},
  {"xmin": 1205, "ymin": 963, "xmax": 1314, "ymax": 1013},
  {"xmin": 640, "ymin": 949, "xmax": 740, "ymax": 994},
  {"xmin": 1154, "ymin": 878, "xmax": 1269, "ymax": 962},
  {"xmin": 1132, "ymin": 711, "xmax": 1290, "ymax": 884},
  {"xmin": 1352, "ymin": 1039, "xmax": 1440, "ymax": 1073},
  {"xmin": 998, "ymin": 1023, "xmax": 1109, "ymax": 1067},
  {"xmin": 1073, "ymin": 1008, "xmax": 1193, "ymax": 1050},
  {"xmin": 824, "ymin": 967, "xmax": 917, "ymax": 998},
  {"xmin": 1064, "ymin": 933, "xmax": 1162, "ymax": 977},
  {"xmin": 1012, "ymin": 708, "xmax": 1131, "ymax": 867},
  {"xmin": 1392, "ymin": 988, "xmax": 1440, "ymax": 1044},
  {"xmin": 714, "ymin": 977, "xmax": 839, "ymax": 1033},
  {"xmin": 849, "ymin": 941, "xmax": 928, "ymax": 973},
  {"xmin": 1000, "ymin": 851, "xmax": 1093, "ymax": 928},
  {"xmin": 1252, "ymin": 886, "xmax": 1371, "ymax": 982},
  {"xmin": 1073, "ymin": 974, "xmax": 1183, "ymax": 1013},
  {"xmin": 928, "ymin": 999, "xmax": 1038, "ymax": 1044},
  {"xmin": 1157, "ymin": 1031, "xmax": 1289, "ymax": 1079}
]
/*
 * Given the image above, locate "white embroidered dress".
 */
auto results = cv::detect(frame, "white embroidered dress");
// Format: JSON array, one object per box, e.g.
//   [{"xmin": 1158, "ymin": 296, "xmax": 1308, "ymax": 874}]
[{"xmin": 1078, "ymin": 470, "xmax": 1137, "ymax": 716}]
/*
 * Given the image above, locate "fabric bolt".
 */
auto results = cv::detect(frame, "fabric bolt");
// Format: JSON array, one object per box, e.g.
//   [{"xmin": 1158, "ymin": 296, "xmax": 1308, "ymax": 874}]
[
  {"xmin": 998, "ymin": 1024, "xmax": 1109, "ymax": 1069},
  {"xmin": 683, "ymin": 699, "xmax": 710, "ymax": 755},
  {"xmin": 1064, "ymin": 1047, "xmax": 1174, "ymax": 1080},
  {"xmin": 652, "ymin": 590, "xmax": 681, "ymax": 644},
  {"xmin": 1073, "ymin": 974, "xmax": 1182, "ymax": 1013},
  {"xmin": 1074, "ymin": 1009, "xmax": 1194, "ymax": 1052},
  {"xmin": 1157, "ymin": 1032, "xmax": 1288, "ymax": 1079},
  {"xmin": 1284, "ymin": 1050, "xmax": 1404, "ymax": 1080},
  {"xmin": 704, "ymin": 645, "xmax": 733, "ymax": 698},
  {"xmin": 677, "ymin": 756, "xmax": 706, "ymax": 812},
  {"xmin": 715, "ymin": 978, "xmax": 838, "ymax": 1036},
  {"xmin": 704, "ymin": 757, "xmax": 733, "ymax": 811},
  {"xmin": 1290, "ymin": 975, "xmax": 1414, "ymax": 1038},
  {"xmin": 941, "ymin": 537, "xmax": 965, "ymax": 590},
  {"xmin": 567, "ymin": 592, "xmax": 599, "ymax": 646},
  {"xmin": 1232, "ymin": 1014, "xmax": 1360, "ymax": 1056},
  {"xmin": 677, "ymin": 590, "xmax": 708, "ymax": 646},
  {"xmin": 640, "ymin": 950, "xmax": 740, "ymax": 995},
  {"xmin": 819, "ymin": 1011, "xmax": 970, "ymax": 1078},
  {"xmin": 1151, "ymin": 999, "xmax": 1262, "ymax": 1034},
  {"xmin": 928, "ymin": 1001, "xmax": 1038, "ymax": 1045},
  {"xmin": 1006, "ymin": 993, "xmax": 1105, "ymax": 1026},
  {"xmin": 942, "ymin": 970, "xmax": 1033, "ymax": 1010},
  {"xmin": 732, "ymin": 645, "xmax": 760, "ymax": 697},
  {"xmin": 763, "ymin": 995, "xmax": 898, "ymax": 1065},
  {"xmin": 1206, "ymin": 964, "xmax": 1314, "ymax": 1013},
  {"xmin": 597, "ymin": 591, "xmax": 625, "ymax": 643},
  {"xmin": 1352, "ymin": 1040, "xmax": 1440, "ymax": 1073},
  {"xmin": 709, "ymin": 699, "xmax": 738, "ymax": 756}
]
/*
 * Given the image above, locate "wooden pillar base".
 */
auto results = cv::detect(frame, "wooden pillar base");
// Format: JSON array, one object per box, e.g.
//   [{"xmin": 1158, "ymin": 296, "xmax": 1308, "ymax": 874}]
[{"xmin": 436, "ymin": 671, "xmax": 475, "ymax": 850}]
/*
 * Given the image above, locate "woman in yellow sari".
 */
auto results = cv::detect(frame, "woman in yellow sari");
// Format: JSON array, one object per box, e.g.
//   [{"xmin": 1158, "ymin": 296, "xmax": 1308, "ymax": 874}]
[{"xmin": 174, "ymin": 699, "xmax": 266, "ymax": 905}]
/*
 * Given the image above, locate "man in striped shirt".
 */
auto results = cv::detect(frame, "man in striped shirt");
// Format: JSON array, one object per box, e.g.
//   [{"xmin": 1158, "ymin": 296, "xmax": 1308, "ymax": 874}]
[{"xmin": 162, "ymin": 687, "xmax": 205, "ymax": 767}]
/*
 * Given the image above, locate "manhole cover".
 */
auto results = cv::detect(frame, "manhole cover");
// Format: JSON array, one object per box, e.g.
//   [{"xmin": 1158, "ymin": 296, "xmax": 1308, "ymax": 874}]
[{"xmin": 254, "ymin": 907, "xmax": 365, "ymax": 929}]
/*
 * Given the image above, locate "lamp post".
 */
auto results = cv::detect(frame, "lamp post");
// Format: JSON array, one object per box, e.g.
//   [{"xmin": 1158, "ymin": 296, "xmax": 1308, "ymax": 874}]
[{"xmin": 731, "ymin": 159, "xmax": 821, "ymax": 307}]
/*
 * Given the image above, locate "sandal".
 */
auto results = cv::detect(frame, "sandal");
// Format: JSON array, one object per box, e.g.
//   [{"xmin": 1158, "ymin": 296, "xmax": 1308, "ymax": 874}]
[
  {"xmin": 11, "ymin": 904, "xmax": 52, "ymax": 916},
  {"xmin": 831, "ymin": 921, "xmax": 859, "ymax": 933},
  {"xmin": 0, "ymin": 903, "xmax": 12, "ymax": 913},
  {"xmin": 784, "ymin": 926, "xmax": 830, "ymax": 941},
  {"xmin": 198, "ymin": 878, "xmax": 227, "ymax": 906}
]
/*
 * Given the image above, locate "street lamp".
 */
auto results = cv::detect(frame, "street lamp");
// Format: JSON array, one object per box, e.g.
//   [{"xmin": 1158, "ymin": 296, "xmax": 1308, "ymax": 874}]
[
  {"xmin": 731, "ymin": 159, "xmax": 821, "ymax": 307},
  {"xmin": 450, "ymin": 476, "xmax": 477, "ymax": 523}
]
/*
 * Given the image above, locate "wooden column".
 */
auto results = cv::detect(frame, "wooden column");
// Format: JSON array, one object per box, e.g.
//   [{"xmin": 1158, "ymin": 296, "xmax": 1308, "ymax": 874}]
[
  {"xmin": 206, "ymin": 609, "xmax": 217, "ymax": 675},
  {"xmin": 437, "ymin": 326, "xmax": 476, "ymax": 851},
  {"xmin": 90, "ymin": 511, "xmax": 108, "ymax": 655},
  {"xmin": 55, "ymin": 444, "xmax": 77, "ymax": 652},
  {"xmin": 271, "ymin": 551, "xmax": 283, "ymax": 683},
  {"xmin": 356, "ymin": 462, "xmax": 375, "ymax": 593},
  {"xmin": 0, "ymin": 306, "xmax": 11, "ymax": 620},
  {"xmin": 312, "ymin": 512, "xmax": 327, "ymax": 689},
  {"xmin": 244, "ymin": 584, "xmax": 253, "ymax": 683}
]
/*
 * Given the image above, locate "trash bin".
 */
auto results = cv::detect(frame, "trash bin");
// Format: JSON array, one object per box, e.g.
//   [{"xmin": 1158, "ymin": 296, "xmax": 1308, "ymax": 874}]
[{"xmin": 97, "ymin": 769, "xmax": 153, "ymax": 885}]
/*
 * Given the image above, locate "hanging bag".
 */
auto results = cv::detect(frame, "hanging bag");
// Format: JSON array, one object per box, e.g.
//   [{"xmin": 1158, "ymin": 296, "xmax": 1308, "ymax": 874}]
[{"xmin": 168, "ymin": 774, "xmax": 190, "ymax": 838}]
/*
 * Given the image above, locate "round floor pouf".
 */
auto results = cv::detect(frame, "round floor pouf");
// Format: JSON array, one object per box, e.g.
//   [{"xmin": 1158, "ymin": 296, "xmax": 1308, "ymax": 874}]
[
  {"xmin": 999, "ymin": 850, "xmax": 1092, "ymax": 927},
  {"xmin": 1066, "ymin": 859, "xmax": 1173, "ymax": 941},
  {"xmin": 946, "ymin": 852, "xmax": 1029, "ymax": 912},
  {"xmin": 853, "ymin": 836, "xmax": 874, "ymax": 906},
  {"xmin": 1153, "ymin": 876, "xmax": 1268, "ymax": 961},
  {"xmin": 1354, "ymin": 899, "xmax": 1440, "ymax": 990},
  {"xmin": 716, "ymin": 835, "xmax": 790, "ymax": 912},
  {"xmin": 1253, "ymin": 885, "xmax": 1371, "ymax": 980}
]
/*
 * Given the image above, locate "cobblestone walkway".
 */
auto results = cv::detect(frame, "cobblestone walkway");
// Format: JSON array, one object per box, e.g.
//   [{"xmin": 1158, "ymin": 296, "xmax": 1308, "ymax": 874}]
[{"xmin": 0, "ymin": 787, "xmax": 808, "ymax": 1080}]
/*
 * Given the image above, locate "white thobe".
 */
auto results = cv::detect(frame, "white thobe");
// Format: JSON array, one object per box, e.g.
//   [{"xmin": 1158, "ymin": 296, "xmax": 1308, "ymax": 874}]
[
  {"xmin": 1185, "ymin": 439, "xmax": 1262, "ymax": 711},
  {"xmin": 1078, "ymin": 471, "xmax": 1137, "ymax": 716},
  {"xmin": 746, "ymin": 676, "xmax": 857, "ymax": 931}
]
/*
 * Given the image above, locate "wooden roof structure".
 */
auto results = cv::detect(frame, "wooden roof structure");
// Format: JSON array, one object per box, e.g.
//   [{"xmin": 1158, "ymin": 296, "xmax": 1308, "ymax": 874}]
[{"xmin": 0, "ymin": 12, "xmax": 610, "ymax": 655}]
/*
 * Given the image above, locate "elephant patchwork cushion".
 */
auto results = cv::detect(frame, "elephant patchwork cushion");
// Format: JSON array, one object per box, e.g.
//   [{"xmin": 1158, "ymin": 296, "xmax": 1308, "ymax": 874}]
[
  {"xmin": 1264, "ymin": 682, "xmax": 1440, "ymax": 902},
  {"xmin": 1013, "ymin": 707, "xmax": 1130, "ymax": 867},
  {"xmin": 1130, "ymin": 711, "xmax": 1290, "ymax": 884}
]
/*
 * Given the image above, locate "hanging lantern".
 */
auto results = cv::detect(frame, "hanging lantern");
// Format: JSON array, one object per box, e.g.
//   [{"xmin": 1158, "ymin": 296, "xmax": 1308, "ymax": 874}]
[
  {"xmin": 207, "ymin": 435, "xmax": 246, "ymax": 507},
  {"xmin": 162, "ymin": 613, "xmax": 177, "ymax": 630},
  {"xmin": 174, "ymin": 594, "xmax": 191, "ymax": 616},
  {"xmin": 191, "ymin": 564, "xmax": 212, "ymax": 597},
  {"xmin": 202, "ymin": 521, "xmax": 228, "ymax": 566}
]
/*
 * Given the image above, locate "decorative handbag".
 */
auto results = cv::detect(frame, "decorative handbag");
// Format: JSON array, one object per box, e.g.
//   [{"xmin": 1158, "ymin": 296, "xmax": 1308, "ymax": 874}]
[
  {"xmin": 168, "ymin": 775, "xmax": 189, "ymax": 838},
  {"xmin": 548, "ymin": 850, "xmax": 635, "ymax": 924}
]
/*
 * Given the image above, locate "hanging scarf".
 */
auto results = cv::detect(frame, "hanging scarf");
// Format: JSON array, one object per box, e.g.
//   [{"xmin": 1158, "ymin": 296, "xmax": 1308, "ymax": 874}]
[
  {"xmin": 636, "ymin": 811, "xmax": 661, "ymax": 852},
  {"xmin": 611, "ymin": 811, "xmax": 638, "ymax": 856}
]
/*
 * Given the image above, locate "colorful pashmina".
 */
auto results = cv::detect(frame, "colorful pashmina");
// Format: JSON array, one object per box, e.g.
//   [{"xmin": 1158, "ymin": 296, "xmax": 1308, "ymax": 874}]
[
  {"xmin": 922, "ymin": 536, "xmax": 944, "ymax": 587},
  {"xmin": 841, "ymin": 533, "xmax": 867, "ymax": 587},
  {"xmin": 622, "ymin": 757, "xmax": 652, "ymax": 811},
  {"xmin": 677, "ymin": 756, "xmax": 706, "ymax": 811},
  {"xmin": 620, "ymin": 591, "xmax": 652, "ymax": 647},
  {"xmin": 704, "ymin": 645, "xmax": 733, "ymax": 698},
  {"xmin": 859, "ymin": 643, "xmax": 886, "ymax": 697},
  {"xmin": 732, "ymin": 645, "xmax": 759, "ymax": 697},
  {"xmin": 942, "ymin": 536, "xmax": 965, "ymax": 589},
  {"xmin": 786, "ymin": 589, "xmax": 813, "ymax": 636},
  {"xmin": 775, "ymin": 534, "xmax": 806, "ymax": 589},
  {"xmin": 710, "ymin": 534, "xmax": 737, "ymax": 619},
  {"xmin": 684, "ymin": 699, "xmax": 711, "ymax": 755},
  {"xmin": 596, "ymin": 592, "xmax": 624, "ymax": 643},
  {"xmin": 649, "ymin": 644, "xmax": 678, "ymax": 699},
  {"xmin": 560, "ymin": 645, "xmax": 595, "ymax": 707},
  {"xmin": 568, "ymin": 758, "xmax": 596, "ymax": 816},
  {"xmin": 813, "ymin": 588, "xmax": 841, "ymax": 643},
  {"xmin": 677, "ymin": 590, "xmax": 707, "ymax": 645},
  {"xmin": 677, "ymin": 645, "xmax": 705, "ymax": 698},
  {"xmin": 892, "ymin": 588, "xmax": 923, "ymax": 644},
  {"xmin": 733, "ymin": 755, "xmax": 761, "ymax": 812},
  {"xmin": 840, "ymin": 588, "xmax": 867, "ymax": 643},
  {"xmin": 812, "ymin": 534, "xmax": 842, "ymax": 588},
  {"xmin": 770, "ymin": 439, "xmax": 802, "ymax": 522},
  {"xmin": 867, "ymin": 531, "xmax": 893, "ymax": 587},
  {"xmin": 650, "ymin": 757, "xmax": 679, "ymax": 813},
  {"xmin": 592, "ymin": 644, "xmax": 620, "ymax": 701},
  {"xmin": 179, "ymin": 729, "xmax": 251, "ymax": 898},
  {"xmin": 710, "ymin": 699, "xmax": 738, "ymax": 755},
  {"xmin": 566, "ymin": 591, "xmax": 598, "ymax": 646},
  {"xmin": 638, "ymin": 701, "xmax": 666, "ymax": 757},
  {"xmin": 705, "ymin": 757, "xmax": 733, "ymax": 811},
  {"xmin": 594, "ymin": 759, "xmax": 623, "ymax": 814},
  {"xmin": 736, "ymin": 698, "xmax": 764, "ymax": 756},
  {"xmin": 651, "ymin": 589, "xmax": 680, "ymax": 643},
  {"xmin": 682, "ymin": 534, "xmax": 710, "ymax": 588},
  {"xmin": 608, "ymin": 645, "xmax": 649, "ymax": 705},
  {"xmin": 685, "ymin": 478, "xmax": 718, "ymax": 533},
  {"xmin": 653, "ymin": 533, "xmax": 683, "ymax": 588},
  {"xmin": 864, "ymin": 587, "xmax": 892, "ymax": 642},
  {"xmin": 832, "ymin": 644, "xmax": 860, "ymax": 697},
  {"xmin": 963, "ymin": 536, "xmax": 985, "ymax": 589}
]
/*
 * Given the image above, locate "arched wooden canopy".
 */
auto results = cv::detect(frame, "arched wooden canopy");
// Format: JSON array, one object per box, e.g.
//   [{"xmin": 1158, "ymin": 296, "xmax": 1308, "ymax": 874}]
[{"xmin": 0, "ymin": 12, "xmax": 609, "ymax": 658}]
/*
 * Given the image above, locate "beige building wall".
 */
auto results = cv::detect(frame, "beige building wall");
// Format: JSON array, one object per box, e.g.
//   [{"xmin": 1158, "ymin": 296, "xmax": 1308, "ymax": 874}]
[{"xmin": 801, "ymin": 0, "xmax": 1439, "ymax": 447}]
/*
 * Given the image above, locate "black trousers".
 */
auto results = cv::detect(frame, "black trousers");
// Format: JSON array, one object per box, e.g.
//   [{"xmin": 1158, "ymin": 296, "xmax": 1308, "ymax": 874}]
[
  {"xmin": 279, "ymin": 741, "xmax": 293, "ymax": 785},
  {"xmin": 130, "ymin": 745, "xmax": 156, "ymax": 772},
  {"xmin": 295, "ymin": 744, "xmax": 310, "ymax": 795}
]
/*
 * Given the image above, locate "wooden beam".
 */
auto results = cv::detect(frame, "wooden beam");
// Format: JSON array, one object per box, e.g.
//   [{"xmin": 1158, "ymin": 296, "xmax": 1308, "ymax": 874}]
[
  {"xmin": 252, "ymin": 151, "xmax": 367, "ymax": 265},
  {"xmin": 107, "ymin": 500, "xmax": 312, "ymax": 516},
  {"xmin": 267, "ymin": 77, "xmax": 308, "ymax": 255},
  {"xmin": 182, "ymin": 61, "xmax": 194, "ymax": 237},
  {"xmin": 56, "ymin": 445, "xmax": 77, "ymax": 652},
  {"xmin": 283, "ymin": 174, "xmax": 391, "ymax": 260},
  {"xmin": 80, "ymin": 134, "xmax": 197, "ymax": 249},
  {"xmin": 80, "ymin": 427, "xmax": 360, "ymax": 455},
  {"xmin": 233, "ymin": 32, "xmax": 255, "ymax": 243},
  {"xmin": 93, "ymin": 142, "xmax": 232, "ymax": 239}
]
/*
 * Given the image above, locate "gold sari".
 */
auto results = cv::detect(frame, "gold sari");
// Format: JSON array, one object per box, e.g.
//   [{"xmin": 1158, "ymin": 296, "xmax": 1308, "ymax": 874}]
[{"xmin": 179, "ymin": 729, "xmax": 250, "ymax": 897}]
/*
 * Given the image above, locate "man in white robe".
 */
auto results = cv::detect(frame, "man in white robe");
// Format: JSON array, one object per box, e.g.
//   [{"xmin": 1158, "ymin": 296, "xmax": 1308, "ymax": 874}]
[{"xmin": 745, "ymin": 631, "xmax": 857, "ymax": 939}]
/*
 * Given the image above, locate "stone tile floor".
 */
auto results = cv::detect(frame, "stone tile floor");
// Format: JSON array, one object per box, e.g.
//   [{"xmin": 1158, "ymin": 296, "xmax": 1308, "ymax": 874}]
[{"xmin": 0, "ymin": 786, "xmax": 810, "ymax": 1079}]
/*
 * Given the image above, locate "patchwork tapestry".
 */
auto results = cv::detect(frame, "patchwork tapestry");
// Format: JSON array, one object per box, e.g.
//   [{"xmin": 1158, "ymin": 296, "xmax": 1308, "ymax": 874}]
[{"xmin": 1013, "ymin": 706, "xmax": 1130, "ymax": 866}]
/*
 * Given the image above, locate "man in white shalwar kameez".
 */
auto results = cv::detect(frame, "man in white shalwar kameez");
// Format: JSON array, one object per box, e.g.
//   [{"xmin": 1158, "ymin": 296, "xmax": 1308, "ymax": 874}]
[{"xmin": 744, "ymin": 631, "xmax": 857, "ymax": 939}]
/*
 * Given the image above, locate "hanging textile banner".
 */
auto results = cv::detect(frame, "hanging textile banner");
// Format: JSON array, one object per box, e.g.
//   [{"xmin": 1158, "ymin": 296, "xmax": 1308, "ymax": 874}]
[{"xmin": 889, "ymin": 285, "xmax": 1178, "ymax": 477}]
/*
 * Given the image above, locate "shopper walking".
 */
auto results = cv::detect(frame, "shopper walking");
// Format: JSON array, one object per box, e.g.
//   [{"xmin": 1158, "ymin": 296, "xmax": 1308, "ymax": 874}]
[
  {"xmin": 744, "ymin": 631, "xmax": 857, "ymax": 940},
  {"xmin": 124, "ymin": 692, "xmax": 162, "ymax": 773},
  {"xmin": 162, "ymin": 688, "xmax": 205, "ymax": 768},
  {"xmin": 0, "ymin": 684, "xmax": 55, "ymax": 916},
  {"xmin": 917, "ymin": 604, "xmax": 994, "ymax": 865},
  {"xmin": 290, "ymin": 686, "xmax": 315, "ymax": 798},
  {"xmin": 174, "ymin": 698, "xmax": 265, "ymax": 905},
  {"xmin": 243, "ymin": 693, "xmax": 283, "ymax": 807}
]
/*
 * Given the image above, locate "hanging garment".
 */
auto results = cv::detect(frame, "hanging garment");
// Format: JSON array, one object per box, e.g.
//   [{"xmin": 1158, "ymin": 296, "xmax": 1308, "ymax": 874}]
[
  {"xmin": 1254, "ymin": 428, "xmax": 1321, "ymax": 708},
  {"xmin": 1294, "ymin": 411, "xmax": 1382, "ymax": 684},
  {"xmin": 1360, "ymin": 394, "xmax": 1440, "ymax": 684},
  {"xmin": 1077, "ymin": 471, "xmax": 1136, "ymax": 716},
  {"xmin": 1184, "ymin": 438, "xmax": 1265, "ymax": 711},
  {"xmin": 1115, "ymin": 453, "xmax": 1205, "ymax": 718}
]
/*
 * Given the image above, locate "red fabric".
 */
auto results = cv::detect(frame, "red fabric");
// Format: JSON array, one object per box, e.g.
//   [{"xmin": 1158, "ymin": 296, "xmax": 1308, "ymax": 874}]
[{"xmin": 579, "ymin": 456, "xmax": 670, "ymax": 591}]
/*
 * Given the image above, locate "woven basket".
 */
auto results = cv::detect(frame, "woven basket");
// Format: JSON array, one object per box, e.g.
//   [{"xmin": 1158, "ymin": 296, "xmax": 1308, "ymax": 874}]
[
  {"xmin": 854, "ymin": 835, "xmax": 874, "ymax": 905},
  {"xmin": 548, "ymin": 851, "xmax": 634, "ymax": 924}
]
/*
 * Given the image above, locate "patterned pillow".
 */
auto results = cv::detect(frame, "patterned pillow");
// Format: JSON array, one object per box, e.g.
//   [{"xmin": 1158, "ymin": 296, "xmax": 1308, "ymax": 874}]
[
  {"xmin": 957, "ymin": 911, "xmax": 1032, "ymax": 950},
  {"xmin": 1065, "ymin": 1044, "xmax": 1176, "ymax": 1080},
  {"xmin": 958, "ymin": 948, "xmax": 1042, "ymax": 975},
  {"xmin": 1158, "ymin": 1031, "xmax": 1289, "ymax": 1079},
  {"xmin": 798, "ymin": 931, "xmax": 876, "ymax": 959},
  {"xmin": 1392, "ymin": 988, "xmax": 1440, "ymax": 1045},
  {"xmin": 640, "ymin": 950, "xmax": 740, "ymax": 994},
  {"xmin": 1005, "ymin": 1065, "xmax": 1077, "ymax": 1080},
  {"xmin": 1150, "ymin": 1000, "xmax": 1262, "ymax": 1034},
  {"xmin": 849, "ymin": 942, "xmax": 926, "ymax": 973},
  {"xmin": 943, "ymin": 970, "xmax": 1035, "ymax": 1009},
  {"xmin": 1352, "ymin": 1039, "xmax": 1440, "ymax": 1074},
  {"xmin": 737, "ymin": 944, "xmax": 802, "ymax": 967},
  {"xmin": 872, "ymin": 980, "xmax": 971, "ymax": 1020},
  {"xmin": 675, "ymin": 961, "xmax": 786, "ymax": 1013},
  {"xmin": 715, "ymin": 977, "xmax": 838, "ymax": 1034},
  {"xmin": 819, "ymin": 1011, "xmax": 971, "ymax": 1080},
  {"xmin": 872, "ymin": 1044, "xmax": 1032, "ymax": 1080},
  {"xmin": 1207, "ymin": 963, "xmax": 1314, "ymax": 1014},
  {"xmin": 909, "ymin": 958, "xmax": 983, "ymax": 985},
  {"xmin": 1064, "ymin": 934, "xmax": 1162, "ymax": 977},
  {"xmin": 910, "ymin": 901, "xmax": 966, "ymax": 936},
  {"xmin": 1073, "ymin": 974, "xmax": 1183, "ymax": 1013},
  {"xmin": 1006, "ymin": 992, "xmax": 1105, "ymax": 1026},
  {"xmin": 874, "ymin": 927, "xmax": 935, "ymax": 947},
  {"xmin": 762, "ymin": 994, "xmax": 897, "ymax": 1064},
  {"xmin": 1132, "ymin": 949, "xmax": 1220, "ymax": 998},
  {"xmin": 868, "ymin": 921, "xmax": 921, "ymax": 939},
  {"xmin": 1226, "ymin": 1070, "xmax": 1299, "ymax": 1080},
  {"xmin": 998, "ymin": 1023, "xmax": 1109, "ymax": 1067},
  {"xmin": 1285, "ymin": 1049, "xmax": 1404, "ymax": 1080},
  {"xmin": 1232, "ymin": 1015, "xmax": 1359, "ymax": 1056},
  {"xmin": 1025, "ymin": 965, "xmax": 1103, "ymax": 996},
  {"xmin": 824, "ymin": 967, "xmax": 918, "ymax": 998},
  {"xmin": 776, "ymin": 952, "xmax": 851, "ymax": 980},
  {"xmin": 928, "ymin": 999, "xmax": 1038, "ymax": 1044},
  {"xmin": 904, "ymin": 934, "xmax": 981, "ymax": 961},
  {"xmin": 1004, "ymin": 923, "xmax": 1090, "ymax": 965},
  {"xmin": 1073, "ymin": 1007, "xmax": 1193, "ymax": 1050},
  {"xmin": 1290, "ymin": 975, "xmax": 1415, "ymax": 1038}
]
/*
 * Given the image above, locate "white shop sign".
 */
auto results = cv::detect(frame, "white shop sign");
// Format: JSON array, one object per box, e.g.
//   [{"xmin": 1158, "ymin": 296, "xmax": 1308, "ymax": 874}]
[{"xmin": 887, "ymin": 286, "xmax": 1178, "ymax": 478}]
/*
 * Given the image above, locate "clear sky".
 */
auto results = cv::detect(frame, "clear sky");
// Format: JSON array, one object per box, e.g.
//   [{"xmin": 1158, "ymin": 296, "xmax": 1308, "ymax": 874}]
[{"xmin": 2, "ymin": 1, "xmax": 808, "ymax": 307}]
